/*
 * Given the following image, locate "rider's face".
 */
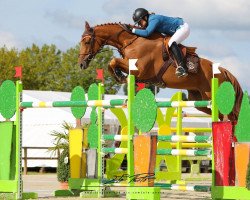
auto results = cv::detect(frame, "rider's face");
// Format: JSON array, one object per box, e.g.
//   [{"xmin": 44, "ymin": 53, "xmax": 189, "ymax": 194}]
[{"xmin": 139, "ymin": 19, "xmax": 147, "ymax": 28}]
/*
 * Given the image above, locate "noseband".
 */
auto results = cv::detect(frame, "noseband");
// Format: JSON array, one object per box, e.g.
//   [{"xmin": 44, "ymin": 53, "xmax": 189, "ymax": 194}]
[{"xmin": 79, "ymin": 30, "xmax": 102, "ymax": 61}]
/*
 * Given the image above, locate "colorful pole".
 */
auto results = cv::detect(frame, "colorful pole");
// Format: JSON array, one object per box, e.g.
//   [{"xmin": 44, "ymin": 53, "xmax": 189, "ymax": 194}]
[
  {"xmin": 154, "ymin": 183, "xmax": 210, "ymax": 192},
  {"xmin": 97, "ymin": 82, "xmax": 104, "ymax": 198},
  {"xmin": 157, "ymin": 149, "xmax": 211, "ymax": 156},
  {"xmin": 211, "ymin": 78, "xmax": 219, "ymax": 188},
  {"xmin": 127, "ymin": 75, "xmax": 135, "ymax": 187},
  {"xmin": 15, "ymin": 80, "xmax": 22, "ymax": 200},
  {"xmin": 20, "ymin": 99, "xmax": 126, "ymax": 108},
  {"xmin": 176, "ymin": 91, "xmax": 182, "ymax": 177},
  {"xmin": 156, "ymin": 100, "xmax": 211, "ymax": 108}
]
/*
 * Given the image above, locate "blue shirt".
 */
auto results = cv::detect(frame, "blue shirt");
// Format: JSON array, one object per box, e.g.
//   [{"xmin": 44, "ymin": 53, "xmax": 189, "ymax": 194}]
[{"xmin": 133, "ymin": 14, "xmax": 184, "ymax": 37}]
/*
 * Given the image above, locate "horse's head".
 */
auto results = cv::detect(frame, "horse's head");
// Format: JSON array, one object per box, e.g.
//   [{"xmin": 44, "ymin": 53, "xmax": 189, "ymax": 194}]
[{"xmin": 78, "ymin": 21, "xmax": 102, "ymax": 69}]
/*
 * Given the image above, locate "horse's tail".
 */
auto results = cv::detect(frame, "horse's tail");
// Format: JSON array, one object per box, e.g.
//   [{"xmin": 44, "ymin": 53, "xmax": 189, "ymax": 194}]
[{"xmin": 219, "ymin": 67, "xmax": 243, "ymax": 121}]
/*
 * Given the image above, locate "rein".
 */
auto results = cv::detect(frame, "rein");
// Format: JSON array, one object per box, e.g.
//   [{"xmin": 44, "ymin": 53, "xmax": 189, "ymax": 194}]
[
  {"xmin": 119, "ymin": 36, "xmax": 138, "ymax": 56},
  {"xmin": 79, "ymin": 26, "xmax": 139, "ymax": 59}
]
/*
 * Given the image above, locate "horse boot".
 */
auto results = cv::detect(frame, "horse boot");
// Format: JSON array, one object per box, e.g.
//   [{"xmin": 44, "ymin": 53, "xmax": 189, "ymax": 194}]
[{"xmin": 169, "ymin": 42, "xmax": 188, "ymax": 77}]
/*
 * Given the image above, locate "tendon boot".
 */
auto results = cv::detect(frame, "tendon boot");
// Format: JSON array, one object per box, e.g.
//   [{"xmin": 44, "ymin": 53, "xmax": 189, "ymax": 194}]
[{"xmin": 170, "ymin": 42, "xmax": 188, "ymax": 77}]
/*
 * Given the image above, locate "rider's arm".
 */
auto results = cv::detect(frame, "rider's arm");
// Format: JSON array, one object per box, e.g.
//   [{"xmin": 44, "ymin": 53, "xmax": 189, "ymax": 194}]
[{"xmin": 132, "ymin": 19, "xmax": 159, "ymax": 37}]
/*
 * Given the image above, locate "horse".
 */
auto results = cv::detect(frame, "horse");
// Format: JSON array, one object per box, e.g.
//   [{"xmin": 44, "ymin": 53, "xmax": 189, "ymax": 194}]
[{"xmin": 78, "ymin": 21, "xmax": 243, "ymax": 121}]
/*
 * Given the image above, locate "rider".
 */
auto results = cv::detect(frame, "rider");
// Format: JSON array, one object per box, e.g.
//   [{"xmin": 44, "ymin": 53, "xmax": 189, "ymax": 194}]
[{"xmin": 131, "ymin": 8, "xmax": 190, "ymax": 78}]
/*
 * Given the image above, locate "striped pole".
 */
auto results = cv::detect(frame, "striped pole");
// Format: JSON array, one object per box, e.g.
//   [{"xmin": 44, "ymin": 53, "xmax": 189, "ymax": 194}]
[
  {"xmin": 103, "ymin": 135, "xmax": 211, "ymax": 144},
  {"xmin": 102, "ymin": 135, "xmax": 211, "ymax": 148},
  {"xmin": 21, "ymin": 100, "xmax": 212, "ymax": 109},
  {"xmin": 154, "ymin": 183, "xmax": 210, "ymax": 192},
  {"xmin": 104, "ymin": 182, "xmax": 211, "ymax": 192},
  {"xmin": 102, "ymin": 147, "xmax": 128, "ymax": 154},
  {"xmin": 102, "ymin": 134, "xmax": 130, "ymax": 141},
  {"xmin": 157, "ymin": 149, "xmax": 211, "ymax": 156},
  {"xmin": 170, "ymin": 142, "xmax": 211, "ymax": 148},
  {"xmin": 20, "ymin": 99, "xmax": 126, "ymax": 108},
  {"xmin": 173, "ymin": 113, "xmax": 211, "ymax": 118},
  {"xmin": 171, "ymin": 127, "xmax": 212, "ymax": 133},
  {"xmin": 156, "ymin": 100, "xmax": 211, "ymax": 108},
  {"xmin": 158, "ymin": 135, "xmax": 210, "ymax": 143}
]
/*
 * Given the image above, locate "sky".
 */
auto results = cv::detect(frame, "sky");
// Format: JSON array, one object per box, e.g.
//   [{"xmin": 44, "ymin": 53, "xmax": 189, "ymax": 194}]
[{"xmin": 0, "ymin": 0, "xmax": 249, "ymax": 97}]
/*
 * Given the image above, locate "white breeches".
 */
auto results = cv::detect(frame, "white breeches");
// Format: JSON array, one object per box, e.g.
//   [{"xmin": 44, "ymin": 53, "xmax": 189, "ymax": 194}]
[{"xmin": 168, "ymin": 23, "xmax": 190, "ymax": 47}]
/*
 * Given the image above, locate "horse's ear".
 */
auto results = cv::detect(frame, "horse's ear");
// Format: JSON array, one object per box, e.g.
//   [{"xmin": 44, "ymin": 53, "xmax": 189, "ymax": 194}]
[{"xmin": 85, "ymin": 21, "xmax": 91, "ymax": 31}]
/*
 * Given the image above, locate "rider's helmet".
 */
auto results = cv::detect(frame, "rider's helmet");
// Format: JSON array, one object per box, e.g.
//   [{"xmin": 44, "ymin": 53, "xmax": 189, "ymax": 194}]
[{"xmin": 133, "ymin": 8, "xmax": 149, "ymax": 24}]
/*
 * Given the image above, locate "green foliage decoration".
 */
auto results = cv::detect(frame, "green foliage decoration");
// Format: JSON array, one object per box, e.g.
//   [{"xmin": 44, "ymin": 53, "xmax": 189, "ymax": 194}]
[
  {"xmin": 216, "ymin": 82, "xmax": 235, "ymax": 115},
  {"xmin": 57, "ymin": 148, "xmax": 70, "ymax": 182},
  {"xmin": 70, "ymin": 86, "xmax": 86, "ymax": 119},
  {"xmin": 235, "ymin": 92, "xmax": 250, "ymax": 142},
  {"xmin": 132, "ymin": 88, "xmax": 157, "ymax": 133},
  {"xmin": 87, "ymin": 108, "xmax": 98, "ymax": 148},
  {"xmin": 87, "ymin": 83, "xmax": 99, "ymax": 148},
  {"xmin": 0, "ymin": 80, "xmax": 16, "ymax": 119},
  {"xmin": 49, "ymin": 121, "xmax": 72, "ymax": 182},
  {"xmin": 87, "ymin": 83, "xmax": 98, "ymax": 101}
]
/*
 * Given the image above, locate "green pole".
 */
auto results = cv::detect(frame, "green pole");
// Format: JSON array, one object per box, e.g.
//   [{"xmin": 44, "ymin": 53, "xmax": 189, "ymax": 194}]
[
  {"xmin": 20, "ymin": 99, "xmax": 125, "ymax": 108},
  {"xmin": 211, "ymin": 78, "xmax": 219, "ymax": 188},
  {"xmin": 211, "ymin": 78, "xmax": 219, "ymax": 122},
  {"xmin": 15, "ymin": 80, "xmax": 22, "ymax": 200},
  {"xmin": 97, "ymin": 82, "xmax": 104, "ymax": 197},
  {"xmin": 176, "ymin": 91, "xmax": 182, "ymax": 179},
  {"xmin": 127, "ymin": 75, "xmax": 135, "ymax": 187}
]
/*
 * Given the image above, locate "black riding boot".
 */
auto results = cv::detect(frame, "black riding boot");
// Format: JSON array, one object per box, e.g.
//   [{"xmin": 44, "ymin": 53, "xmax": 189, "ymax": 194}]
[{"xmin": 170, "ymin": 42, "xmax": 188, "ymax": 77}]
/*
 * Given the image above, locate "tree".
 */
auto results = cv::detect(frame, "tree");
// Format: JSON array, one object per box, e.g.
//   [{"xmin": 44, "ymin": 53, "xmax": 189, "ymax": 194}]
[
  {"xmin": 0, "ymin": 46, "xmax": 19, "ymax": 82},
  {"xmin": 19, "ymin": 44, "xmax": 62, "ymax": 90},
  {"xmin": 60, "ymin": 45, "xmax": 120, "ymax": 94},
  {"xmin": 0, "ymin": 44, "xmax": 120, "ymax": 94}
]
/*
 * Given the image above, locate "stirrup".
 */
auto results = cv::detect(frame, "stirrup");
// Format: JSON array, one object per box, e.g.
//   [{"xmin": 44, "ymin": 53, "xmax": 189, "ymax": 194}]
[{"xmin": 175, "ymin": 66, "xmax": 188, "ymax": 78}]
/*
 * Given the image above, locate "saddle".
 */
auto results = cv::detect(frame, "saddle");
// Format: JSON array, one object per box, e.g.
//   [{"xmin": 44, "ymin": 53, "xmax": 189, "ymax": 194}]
[
  {"xmin": 163, "ymin": 38, "xmax": 200, "ymax": 74},
  {"xmin": 133, "ymin": 34, "xmax": 200, "ymax": 88}
]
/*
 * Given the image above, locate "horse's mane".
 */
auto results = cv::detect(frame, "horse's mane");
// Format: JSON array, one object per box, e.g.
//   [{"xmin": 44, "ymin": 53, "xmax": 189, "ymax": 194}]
[
  {"xmin": 94, "ymin": 22, "xmax": 165, "ymax": 39},
  {"xmin": 95, "ymin": 22, "xmax": 125, "ymax": 28}
]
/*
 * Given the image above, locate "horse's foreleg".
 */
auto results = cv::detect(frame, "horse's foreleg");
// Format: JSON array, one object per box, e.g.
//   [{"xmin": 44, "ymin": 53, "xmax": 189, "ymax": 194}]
[
  {"xmin": 108, "ymin": 58, "xmax": 120, "ymax": 82},
  {"xmin": 108, "ymin": 58, "xmax": 138, "ymax": 83},
  {"xmin": 108, "ymin": 58, "xmax": 127, "ymax": 83}
]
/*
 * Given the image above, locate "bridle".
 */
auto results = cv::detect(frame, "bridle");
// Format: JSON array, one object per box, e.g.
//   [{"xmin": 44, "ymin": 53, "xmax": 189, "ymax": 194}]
[
  {"xmin": 79, "ymin": 25, "xmax": 139, "ymax": 61},
  {"xmin": 79, "ymin": 29, "xmax": 102, "ymax": 61}
]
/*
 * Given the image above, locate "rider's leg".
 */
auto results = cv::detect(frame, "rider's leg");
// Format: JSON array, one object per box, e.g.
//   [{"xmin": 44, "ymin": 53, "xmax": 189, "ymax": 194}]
[
  {"xmin": 168, "ymin": 23, "xmax": 190, "ymax": 77},
  {"xmin": 169, "ymin": 42, "xmax": 187, "ymax": 77},
  {"xmin": 168, "ymin": 23, "xmax": 190, "ymax": 46}
]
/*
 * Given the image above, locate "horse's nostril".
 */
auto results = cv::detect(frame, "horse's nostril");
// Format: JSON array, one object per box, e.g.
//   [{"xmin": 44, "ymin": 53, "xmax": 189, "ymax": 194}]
[
  {"xmin": 80, "ymin": 63, "xmax": 84, "ymax": 69},
  {"xmin": 80, "ymin": 61, "xmax": 88, "ymax": 69}
]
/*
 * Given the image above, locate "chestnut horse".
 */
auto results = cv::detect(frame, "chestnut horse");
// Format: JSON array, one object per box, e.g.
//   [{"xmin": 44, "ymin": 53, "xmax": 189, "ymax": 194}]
[{"xmin": 78, "ymin": 21, "xmax": 243, "ymax": 121}]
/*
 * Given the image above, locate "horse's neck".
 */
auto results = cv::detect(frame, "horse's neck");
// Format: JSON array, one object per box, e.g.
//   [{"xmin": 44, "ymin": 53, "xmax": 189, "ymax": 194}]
[{"xmin": 95, "ymin": 25, "xmax": 136, "ymax": 49}]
